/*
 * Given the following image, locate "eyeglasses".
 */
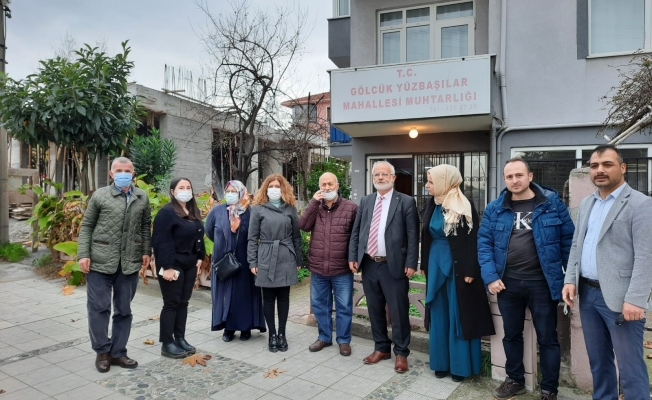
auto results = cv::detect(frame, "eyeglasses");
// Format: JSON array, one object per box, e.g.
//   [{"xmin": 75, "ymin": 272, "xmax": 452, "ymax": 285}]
[{"xmin": 373, "ymin": 173, "xmax": 392, "ymax": 178}]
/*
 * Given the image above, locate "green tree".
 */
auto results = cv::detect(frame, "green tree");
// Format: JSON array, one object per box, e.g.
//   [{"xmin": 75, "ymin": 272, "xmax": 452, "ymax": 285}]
[
  {"xmin": 303, "ymin": 158, "xmax": 351, "ymax": 199},
  {"xmin": 129, "ymin": 127, "xmax": 177, "ymax": 193},
  {"xmin": 0, "ymin": 41, "xmax": 141, "ymax": 194}
]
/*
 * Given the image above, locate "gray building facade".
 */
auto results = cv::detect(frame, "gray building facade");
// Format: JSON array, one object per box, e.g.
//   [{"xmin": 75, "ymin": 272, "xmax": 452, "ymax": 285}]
[{"xmin": 329, "ymin": 0, "xmax": 652, "ymax": 210}]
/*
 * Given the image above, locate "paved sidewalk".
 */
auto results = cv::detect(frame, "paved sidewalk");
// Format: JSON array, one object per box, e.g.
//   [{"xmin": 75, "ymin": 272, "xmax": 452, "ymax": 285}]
[{"xmin": 0, "ymin": 262, "xmax": 590, "ymax": 399}]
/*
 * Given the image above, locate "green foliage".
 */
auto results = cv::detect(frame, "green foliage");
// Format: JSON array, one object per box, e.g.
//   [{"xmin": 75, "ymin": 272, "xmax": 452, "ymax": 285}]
[
  {"xmin": 0, "ymin": 243, "xmax": 29, "ymax": 262},
  {"xmin": 481, "ymin": 350, "xmax": 492, "ymax": 377},
  {"xmin": 297, "ymin": 267, "xmax": 310, "ymax": 283},
  {"xmin": 32, "ymin": 253, "xmax": 54, "ymax": 267},
  {"xmin": 18, "ymin": 180, "xmax": 87, "ymax": 248},
  {"xmin": 129, "ymin": 127, "xmax": 177, "ymax": 193},
  {"xmin": 53, "ymin": 241, "xmax": 84, "ymax": 285},
  {"xmin": 134, "ymin": 178, "xmax": 170, "ymax": 220},
  {"xmin": 303, "ymin": 158, "xmax": 351, "ymax": 199},
  {"xmin": 0, "ymin": 41, "xmax": 142, "ymax": 194},
  {"xmin": 300, "ymin": 230, "xmax": 310, "ymax": 265}
]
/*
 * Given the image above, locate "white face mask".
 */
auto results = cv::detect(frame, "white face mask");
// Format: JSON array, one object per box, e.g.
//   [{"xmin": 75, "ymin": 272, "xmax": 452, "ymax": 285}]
[
  {"xmin": 225, "ymin": 192, "xmax": 240, "ymax": 205},
  {"xmin": 174, "ymin": 190, "xmax": 193, "ymax": 203},
  {"xmin": 322, "ymin": 190, "xmax": 338, "ymax": 201},
  {"xmin": 267, "ymin": 188, "xmax": 282, "ymax": 201}
]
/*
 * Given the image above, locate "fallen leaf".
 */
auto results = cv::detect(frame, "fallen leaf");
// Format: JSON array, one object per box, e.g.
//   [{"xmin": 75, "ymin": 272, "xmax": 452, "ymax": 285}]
[
  {"xmin": 203, "ymin": 368, "xmax": 210, "ymax": 373},
  {"xmin": 143, "ymin": 339, "xmax": 155, "ymax": 345},
  {"xmin": 148, "ymin": 315, "xmax": 160, "ymax": 320},
  {"xmin": 182, "ymin": 353, "xmax": 211, "ymax": 367},
  {"xmin": 263, "ymin": 368, "xmax": 286, "ymax": 379},
  {"xmin": 644, "ymin": 341, "xmax": 652, "ymax": 349},
  {"xmin": 0, "ymin": 389, "xmax": 5, "ymax": 394},
  {"xmin": 70, "ymin": 318, "xmax": 79, "ymax": 322},
  {"xmin": 61, "ymin": 285, "xmax": 75, "ymax": 296}
]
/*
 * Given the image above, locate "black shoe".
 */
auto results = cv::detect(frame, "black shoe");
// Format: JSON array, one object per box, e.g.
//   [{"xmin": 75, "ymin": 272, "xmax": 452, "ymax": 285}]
[
  {"xmin": 240, "ymin": 330, "xmax": 252, "ymax": 341},
  {"xmin": 223, "ymin": 330, "xmax": 235, "ymax": 342},
  {"xmin": 269, "ymin": 334, "xmax": 278, "ymax": 353},
  {"xmin": 540, "ymin": 390, "xmax": 557, "ymax": 400},
  {"xmin": 434, "ymin": 370, "xmax": 449, "ymax": 379},
  {"xmin": 175, "ymin": 337, "xmax": 196, "ymax": 354},
  {"xmin": 161, "ymin": 342, "xmax": 188, "ymax": 359},
  {"xmin": 493, "ymin": 378, "xmax": 527, "ymax": 399},
  {"xmin": 451, "ymin": 374, "xmax": 464, "ymax": 382},
  {"xmin": 277, "ymin": 334, "xmax": 288, "ymax": 352}
]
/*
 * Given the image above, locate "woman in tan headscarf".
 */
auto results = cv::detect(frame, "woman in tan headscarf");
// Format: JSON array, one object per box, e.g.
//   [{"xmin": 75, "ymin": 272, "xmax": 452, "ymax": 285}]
[{"xmin": 420, "ymin": 164, "xmax": 494, "ymax": 382}]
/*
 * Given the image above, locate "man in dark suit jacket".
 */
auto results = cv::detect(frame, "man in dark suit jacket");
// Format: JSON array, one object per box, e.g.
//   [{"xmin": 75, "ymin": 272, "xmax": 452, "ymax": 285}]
[{"xmin": 349, "ymin": 160, "xmax": 420, "ymax": 373}]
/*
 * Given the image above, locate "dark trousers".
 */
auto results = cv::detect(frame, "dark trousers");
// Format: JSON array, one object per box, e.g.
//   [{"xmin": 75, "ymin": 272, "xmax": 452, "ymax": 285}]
[
  {"xmin": 361, "ymin": 258, "xmax": 411, "ymax": 357},
  {"xmin": 86, "ymin": 268, "xmax": 139, "ymax": 357},
  {"xmin": 158, "ymin": 264, "xmax": 197, "ymax": 343},
  {"xmin": 262, "ymin": 286, "xmax": 290, "ymax": 336},
  {"xmin": 579, "ymin": 283, "xmax": 650, "ymax": 400},
  {"xmin": 497, "ymin": 276, "xmax": 560, "ymax": 393}
]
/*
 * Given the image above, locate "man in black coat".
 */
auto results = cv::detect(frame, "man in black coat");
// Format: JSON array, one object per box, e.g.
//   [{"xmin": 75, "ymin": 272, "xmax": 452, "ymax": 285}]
[{"xmin": 349, "ymin": 161, "xmax": 420, "ymax": 373}]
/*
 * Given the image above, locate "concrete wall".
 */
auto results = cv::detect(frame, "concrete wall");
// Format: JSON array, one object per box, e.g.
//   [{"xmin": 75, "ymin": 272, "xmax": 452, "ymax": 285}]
[
  {"xmin": 503, "ymin": 0, "xmax": 640, "ymax": 127},
  {"xmin": 158, "ymin": 114, "xmax": 212, "ymax": 192},
  {"xmin": 349, "ymin": 130, "xmax": 489, "ymax": 201},
  {"xmin": 350, "ymin": 0, "xmax": 489, "ymax": 68}
]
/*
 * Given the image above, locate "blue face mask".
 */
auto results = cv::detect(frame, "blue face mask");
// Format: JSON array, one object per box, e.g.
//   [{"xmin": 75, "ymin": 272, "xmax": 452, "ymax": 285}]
[
  {"xmin": 113, "ymin": 172, "xmax": 133, "ymax": 188},
  {"xmin": 225, "ymin": 192, "xmax": 240, "ymax": 205}
]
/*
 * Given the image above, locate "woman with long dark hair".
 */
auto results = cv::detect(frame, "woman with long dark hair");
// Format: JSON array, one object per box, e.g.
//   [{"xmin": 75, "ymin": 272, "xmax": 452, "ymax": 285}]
[
  {"xmin": 206, "ymin": 180, "xmax": 266, "ymax": 342},
  {"xmin": 248, "ymin": 173, "xmax": 303, "ymax": 353},
  {"xmin": 152, "ymin": 177, "xmax": 205, "ymax": 358},
  {"xmin": 421, "ymin": 165, "xmax": 494, "ymax": 381}
]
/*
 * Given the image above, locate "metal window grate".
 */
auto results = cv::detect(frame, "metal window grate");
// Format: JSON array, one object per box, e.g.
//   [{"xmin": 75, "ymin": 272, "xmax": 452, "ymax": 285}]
[{"xmin": 414, "ymin": 151, "xmax": 488, "ymax": 216}]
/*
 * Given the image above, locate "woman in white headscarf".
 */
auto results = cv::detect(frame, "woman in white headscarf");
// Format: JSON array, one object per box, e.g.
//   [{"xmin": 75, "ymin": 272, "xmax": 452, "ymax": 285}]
[
  {"xmin": 420, "ymin": 165, "xmax": 494, "ymax": 382},
  {"xmin": 206, "ymin": 180, "xmax": 266, "ymax": 342}
]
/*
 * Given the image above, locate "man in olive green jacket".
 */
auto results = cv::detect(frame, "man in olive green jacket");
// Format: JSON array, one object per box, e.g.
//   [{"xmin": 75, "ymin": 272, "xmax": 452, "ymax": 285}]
[{"xmin": 78, "ymin": 157, "xmax": 152, "ymax": 373}]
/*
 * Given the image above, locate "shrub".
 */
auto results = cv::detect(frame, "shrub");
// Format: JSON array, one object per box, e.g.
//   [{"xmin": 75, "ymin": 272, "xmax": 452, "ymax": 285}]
[
  {"xmin": 0, "ymin": 243, "xmax": 29, "ymax": 262},
  {"xmin": 129, "ymin": 127, "xmax": 177, "ymax": 193}
]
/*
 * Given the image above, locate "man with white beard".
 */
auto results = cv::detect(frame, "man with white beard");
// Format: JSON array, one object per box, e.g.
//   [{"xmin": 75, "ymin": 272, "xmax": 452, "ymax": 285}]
[{"xmin": 348, "ymin": 161, "xmax": 420, "ymax": 373}]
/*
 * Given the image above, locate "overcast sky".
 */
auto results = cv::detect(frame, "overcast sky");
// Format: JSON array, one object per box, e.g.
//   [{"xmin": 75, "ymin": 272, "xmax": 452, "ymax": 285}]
[{"xmin": 7, "ymin": 0, "xmax": 333, "ymax": 100}]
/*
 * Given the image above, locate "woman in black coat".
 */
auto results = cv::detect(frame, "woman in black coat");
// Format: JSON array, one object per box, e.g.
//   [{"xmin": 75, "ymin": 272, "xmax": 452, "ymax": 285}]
[
  {"xmin": 152, "ymin": 177, "xmax": 205, "ymax": 358},
  {"xmin": 421, "ymin": 165, "xmax": 494, "ymax": 382}
]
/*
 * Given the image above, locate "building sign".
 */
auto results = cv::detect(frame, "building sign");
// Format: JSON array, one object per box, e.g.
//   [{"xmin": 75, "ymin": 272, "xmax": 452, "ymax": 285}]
[{"xmin": 330, "ymin": 55, "xmax": 491, "ymax": 124}]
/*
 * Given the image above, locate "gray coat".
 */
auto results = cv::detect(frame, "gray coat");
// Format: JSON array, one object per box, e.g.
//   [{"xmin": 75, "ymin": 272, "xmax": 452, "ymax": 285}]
[
  {"xmin": 565, "ymin": 184, "xmax": 652, "ymax": 311},
  {"xmin": 247, "ymin": 202, "xmax": 303, "ymax": 288}
]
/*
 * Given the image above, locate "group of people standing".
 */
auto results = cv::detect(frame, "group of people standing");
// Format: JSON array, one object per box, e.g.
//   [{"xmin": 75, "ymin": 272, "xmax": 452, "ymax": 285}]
[{"xmin": 77, "ymin": 142, "xmax": 651, "ymax": 400}]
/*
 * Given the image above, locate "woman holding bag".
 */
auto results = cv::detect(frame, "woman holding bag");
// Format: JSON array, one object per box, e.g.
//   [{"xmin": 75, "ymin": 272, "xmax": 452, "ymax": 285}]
[
  {"xmin": 421, "ymin": 165, "xmax": 494, "ymax": 381},
  {"xmin": 152, "ymin": 177, "xmax": 205, "ymax": 359},
  {"xmin": 206, "ymin": 180, "xmax": 266, "ymax": 342},
  {"xmin": 248, "ymin": 173, "xmax": 303, "ymax": 353}
]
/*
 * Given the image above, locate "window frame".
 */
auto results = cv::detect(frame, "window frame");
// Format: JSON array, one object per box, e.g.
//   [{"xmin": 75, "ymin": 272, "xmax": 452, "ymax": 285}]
[
  {"xmin": 377, "ymin": 0, "xmax": 475, "ymax": 65},
  {"xmin": 588, "ymin": 0, "xmax": 652, "ymax": 57},
  {"xmin": 333, "ymin": 0, "xmax": 350, "ymax": 18},
  {"xmin": 511, "ymin": 144, "xmax": 652, "ymax": 194}
]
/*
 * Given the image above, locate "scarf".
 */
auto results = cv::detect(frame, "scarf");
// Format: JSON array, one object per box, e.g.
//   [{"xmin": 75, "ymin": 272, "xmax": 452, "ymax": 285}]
[
  {"xmin": 427, "ymin": 164, "xmax": 473, "ymax": 236},
  {"xmin": 225, "ymin": 180, "xmax": 249, "ymax": 233}
]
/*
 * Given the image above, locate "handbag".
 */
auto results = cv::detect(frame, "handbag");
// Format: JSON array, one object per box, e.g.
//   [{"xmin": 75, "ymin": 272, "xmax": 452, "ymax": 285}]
[{"xmin": 213, "ymin": 227, "xmax": 241, "ymax": 281}]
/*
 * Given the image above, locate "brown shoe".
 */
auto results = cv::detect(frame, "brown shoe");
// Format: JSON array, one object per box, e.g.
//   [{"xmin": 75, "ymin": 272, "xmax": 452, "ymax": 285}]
[
  {"xmin": 395, "ymin": 355, "xmax": 408, "ymax": 373},
  {"xmin": 339, "ymin": 343, "xmax": 352, "ymax": 356},
  {"xmin": 110, "ymin": 355, "xmax": 138, "ymax": 369},
  {"xmin": 95, "ymin": 352, "xmax": 111, "ymax": 373},
  {"xmin": 309, "ymin": 340, "xmax": 332, "ymax": 352},
  {"xmin": 363, "ymin": 350, "xmax": 391, "ymax": 364}
]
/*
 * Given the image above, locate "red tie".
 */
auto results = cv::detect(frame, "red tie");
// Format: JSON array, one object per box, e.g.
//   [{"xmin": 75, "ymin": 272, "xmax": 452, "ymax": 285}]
[{"xmin": 367, "ymin": 195, "xmax": 384, "ymax": 256}]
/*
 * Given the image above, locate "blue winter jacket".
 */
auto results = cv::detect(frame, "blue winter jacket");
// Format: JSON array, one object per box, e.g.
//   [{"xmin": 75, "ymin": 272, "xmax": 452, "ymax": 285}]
[{"xmin": 478, "ymin": 184, "xmax": 574, "ymax": 300}]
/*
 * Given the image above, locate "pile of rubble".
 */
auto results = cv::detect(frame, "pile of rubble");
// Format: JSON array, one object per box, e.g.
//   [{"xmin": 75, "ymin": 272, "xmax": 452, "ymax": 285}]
[{"xmin": 9, "ymin": 203, "xmax": 33, "ymax": 220}]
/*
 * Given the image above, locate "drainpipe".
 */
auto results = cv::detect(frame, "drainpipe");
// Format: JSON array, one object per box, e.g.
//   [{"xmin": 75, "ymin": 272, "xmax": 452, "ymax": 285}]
[{"xmin": 491, "ymin": 0, "xmax": 509, "ymax": 201}]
